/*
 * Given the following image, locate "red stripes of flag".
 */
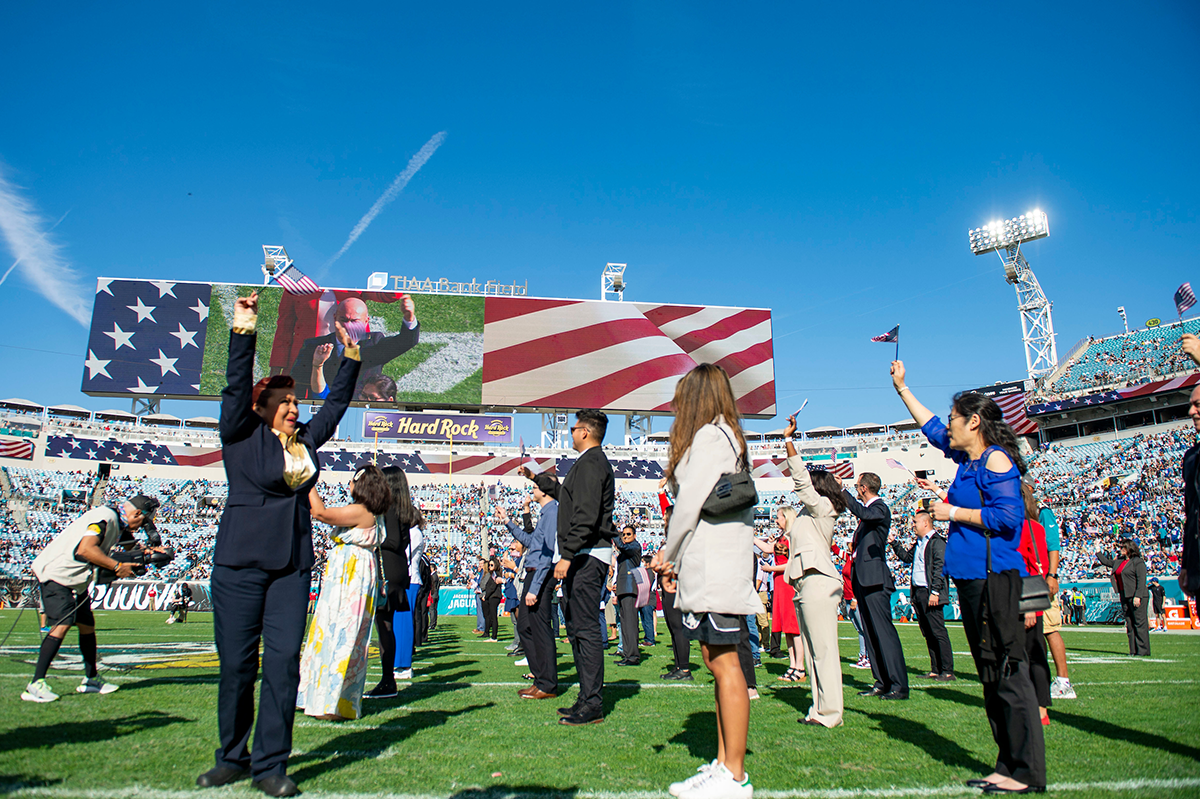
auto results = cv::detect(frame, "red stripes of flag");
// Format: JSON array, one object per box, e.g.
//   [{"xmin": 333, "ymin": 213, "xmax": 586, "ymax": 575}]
[
  {"xmin": 0, "ymin": 438, "xmax": 34, "ymax": 460},
  {"xmin": 993, "ymin": 391, "xmax": 1038, "ymax": 436}
]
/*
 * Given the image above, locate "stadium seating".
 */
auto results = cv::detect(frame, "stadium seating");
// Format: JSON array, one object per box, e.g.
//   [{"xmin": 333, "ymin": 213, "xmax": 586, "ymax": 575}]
[{"xmin": 1048, "ymin": 319, "xmax": 1200, "ymax": 394}]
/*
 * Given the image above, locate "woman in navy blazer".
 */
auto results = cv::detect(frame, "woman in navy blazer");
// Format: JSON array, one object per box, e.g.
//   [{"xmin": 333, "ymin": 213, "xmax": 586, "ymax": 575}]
[{"xmin": 198, "ymin": 292, "xmax": 361, "ymax": 798}]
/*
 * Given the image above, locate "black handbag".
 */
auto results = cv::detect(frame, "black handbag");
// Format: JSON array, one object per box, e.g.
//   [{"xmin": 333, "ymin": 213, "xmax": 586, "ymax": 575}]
[
  {"xmin": 976, "ymin": 482, "xmax": 1051, "ymax": 614},
  {"xmin": 700, "ymin": 426, "xmax": 758, "ymax": 517}
]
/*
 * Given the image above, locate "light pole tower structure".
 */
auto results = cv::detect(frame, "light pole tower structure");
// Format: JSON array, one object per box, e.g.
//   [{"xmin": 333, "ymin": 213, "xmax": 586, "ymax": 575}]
[
  {"xmin": 968, "ymin": 211, "xmax": 1058, "ymax": 381},
  {"xmin": 601, "ymin": 262, "xmax": 627, "ymax": 302}
]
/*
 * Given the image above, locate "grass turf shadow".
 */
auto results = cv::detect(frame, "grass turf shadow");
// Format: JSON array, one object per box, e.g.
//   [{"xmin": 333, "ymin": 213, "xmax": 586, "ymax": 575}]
[
  {"xmin": 0, "ymin": 776, "xmax": 64, "ymax": 795},
  {"xmin": 1050, "ymin": 709, "xmax": 1200, "ymax": 762},
  {"xmin": 0, "ymin": 711, "xmax": 192, "ymax": 753},
  {"xmin": 448, "ymin": 785, "xmax": 580, "ymax": 799},
  {"xmin": 846, "ymin": 706, "xmax": 992, "ymax": 774}
]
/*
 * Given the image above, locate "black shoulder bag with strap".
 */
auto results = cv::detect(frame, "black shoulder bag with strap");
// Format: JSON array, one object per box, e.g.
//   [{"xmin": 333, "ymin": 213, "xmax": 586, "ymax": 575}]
[
  {"xmin": 974, "ymin": 454, "xmax": 1051, "ymax": 614},
  {"xmin": 700, "ymin": 426, "xmax": 758, "ymax": 518}
]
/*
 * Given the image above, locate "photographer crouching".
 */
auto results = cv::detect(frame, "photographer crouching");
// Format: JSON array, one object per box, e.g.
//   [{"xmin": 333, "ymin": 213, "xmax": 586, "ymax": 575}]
[{"xmin": 21, "ymin": 494, "xmax": 168, "ymax": 703}]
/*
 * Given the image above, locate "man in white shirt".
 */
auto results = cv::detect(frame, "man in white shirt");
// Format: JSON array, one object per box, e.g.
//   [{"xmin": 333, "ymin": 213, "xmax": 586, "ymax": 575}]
[
  {"xmin": 22, "ymin": 495, "xmax": 159, "ymax": 703},
  {"xmin": 889, "ymin": 511, "xmax": 953, "ymax": 680}
]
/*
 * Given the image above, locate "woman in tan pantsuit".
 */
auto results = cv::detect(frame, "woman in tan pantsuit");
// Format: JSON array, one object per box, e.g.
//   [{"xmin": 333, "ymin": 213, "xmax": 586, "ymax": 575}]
[{"xmin": 782, "ymin": 413, "xmax": 847, "ymax": 727}]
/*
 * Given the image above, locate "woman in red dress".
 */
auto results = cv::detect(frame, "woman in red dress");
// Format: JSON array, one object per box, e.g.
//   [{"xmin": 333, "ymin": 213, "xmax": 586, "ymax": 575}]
[{"xmin": 755, "ymin": 508, "xmax": 806, "ymax": 682}]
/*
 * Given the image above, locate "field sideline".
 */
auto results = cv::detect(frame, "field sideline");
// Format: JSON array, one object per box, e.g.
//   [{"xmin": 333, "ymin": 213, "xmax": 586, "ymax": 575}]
[{"xmin": 0, "ymin": 611, "xmax": 1197, "ymax": 799}]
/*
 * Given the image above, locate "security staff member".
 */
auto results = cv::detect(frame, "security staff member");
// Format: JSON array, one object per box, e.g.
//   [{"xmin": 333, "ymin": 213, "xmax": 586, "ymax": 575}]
[{"xmin": 22, "ymin": 494, "xmax": 159, "ymax": 703}]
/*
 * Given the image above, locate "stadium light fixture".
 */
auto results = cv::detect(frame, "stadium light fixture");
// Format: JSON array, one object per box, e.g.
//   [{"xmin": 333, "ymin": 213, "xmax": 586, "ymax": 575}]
[{"xmin": 968, "ymin": 210, "xmax": 1049, "ymax": 255}]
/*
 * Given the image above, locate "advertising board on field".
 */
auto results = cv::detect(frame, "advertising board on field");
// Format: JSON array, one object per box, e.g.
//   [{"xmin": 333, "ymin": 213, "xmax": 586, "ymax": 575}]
[{"xmin": 80, "ymin": 279, "xmax": 776, "ymax": 417}]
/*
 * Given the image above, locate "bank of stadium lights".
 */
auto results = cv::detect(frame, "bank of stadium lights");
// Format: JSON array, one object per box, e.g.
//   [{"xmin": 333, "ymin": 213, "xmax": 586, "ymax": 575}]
[
  {"xmin": 968, "ymin": 210, "xmax": 1050, "ymax": 255},
  {"xmin": 967, "ymin": 210, "xmax": 1058, "ymax": 382}
]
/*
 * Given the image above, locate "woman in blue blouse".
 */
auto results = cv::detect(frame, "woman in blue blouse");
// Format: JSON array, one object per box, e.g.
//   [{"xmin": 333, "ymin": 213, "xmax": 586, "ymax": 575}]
[{"xmin": 891, "ymin": 360, "xmax": 1046, "ymax": 795}]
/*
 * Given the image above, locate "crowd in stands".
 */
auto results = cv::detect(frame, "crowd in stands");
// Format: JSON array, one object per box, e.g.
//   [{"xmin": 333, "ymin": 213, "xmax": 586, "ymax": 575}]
[
  {"xmin": 0, "ymin": 423, "xmax": 1191, "ymax": 589},
  {"xmin": 1042, "ymin": 319, "xmax": 1200, "ymax": 396}
]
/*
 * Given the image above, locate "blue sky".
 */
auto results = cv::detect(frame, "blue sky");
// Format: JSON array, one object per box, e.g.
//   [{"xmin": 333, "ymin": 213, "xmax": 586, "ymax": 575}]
[{"xmin": 2, "ymin": 1, "xmax": 1198, "ymax": 442}]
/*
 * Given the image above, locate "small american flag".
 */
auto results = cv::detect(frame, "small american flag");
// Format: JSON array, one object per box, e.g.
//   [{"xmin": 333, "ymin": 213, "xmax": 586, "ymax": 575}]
[
  {"xmin": 884, "ymin": 457, "xmax": 910, "ymax": 472},
  {"xmin": 0, "ymin": 438, "xmax": 34, "ymax": 460},
  {"xmin": 272, "ymin": 262, "xmax": 321, "ymax": 296},
  {"xmin": 1175, "ymin": 282, "xmax": 1196, "ymax": 316},
  {"xmin": 871, "ymin": 325, "xmax": 899, "ymax": 343}
]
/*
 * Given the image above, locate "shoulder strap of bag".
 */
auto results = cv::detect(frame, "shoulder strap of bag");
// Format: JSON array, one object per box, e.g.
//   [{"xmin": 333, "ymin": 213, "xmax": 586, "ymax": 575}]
[{"xmin": 714, "ymin": 423, "xmax": 746, "ymax": 471}]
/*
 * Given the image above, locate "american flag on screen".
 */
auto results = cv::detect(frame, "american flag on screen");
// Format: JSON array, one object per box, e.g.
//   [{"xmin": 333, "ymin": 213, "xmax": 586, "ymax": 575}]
[
  {"xmin": 1175, "ymin": 282, "xmax": 1196, "ymax": 316},
  {"xmin": 273, "ymin": 263, "xmax": 321, "ymax": 296},
  {"xmin": 993, "ymin": 390, "xmax": 1038, "ymax": 436},
  {"xmin": 0, "ymin": 438, "xmax": 34, "ymax": 460},
  {"xmin": 482, "ymin": 299, "xmax": 775, "ymax": 415},
  {"xmin": 44, "ymin": 436, "xmax": 221, "ymax": 467},
  {"xmin": 82, "ymin": 280, "xmax": 211, "ymax": 396},
  {"xmin": 751, "ymin": 457, "xmax": 788, "ymax": 479},
  {"xmin": 805, "ymin": 460, "xmax": 854, "ymax": 480}
]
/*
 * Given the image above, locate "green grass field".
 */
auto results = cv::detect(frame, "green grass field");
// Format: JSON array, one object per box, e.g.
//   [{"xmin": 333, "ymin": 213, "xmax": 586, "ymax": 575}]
[{"xmin": 0, "ymin": 612, "xmax": 1197, "ymax": 798}]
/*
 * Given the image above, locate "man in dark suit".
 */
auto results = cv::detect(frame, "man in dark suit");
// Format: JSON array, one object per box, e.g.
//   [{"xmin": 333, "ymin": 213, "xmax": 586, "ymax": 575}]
[
  {"xmin": 289, "ymin": 296, "xmax": 419, "ymax": 401},
  {"xmin": 198, "ymin": 292, "xmax": 360, "ymax": 798},
  {"xmin": 553, "ymin": 409, "xmax": 616, "ymax": 726},
  {"xmin": 613, "ymin": 525, "xmax": 643, "ymax": 666},
  {"xmin": 890, "ymin": 511, "xmax": 953, "ymax": 680},
  {"xmin": 1181, "ymin": 382, "xmax": 1200, "ymax": 598},
  {"xmin": 843, "ymin": 472, "xmax": 908, "ymax": 699}
]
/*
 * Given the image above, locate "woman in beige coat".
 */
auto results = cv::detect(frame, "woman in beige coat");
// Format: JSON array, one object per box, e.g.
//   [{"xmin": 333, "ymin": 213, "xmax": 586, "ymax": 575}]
[{"xmin": 782, "ymin": 413, "xmax": 847, "ymax": 727}]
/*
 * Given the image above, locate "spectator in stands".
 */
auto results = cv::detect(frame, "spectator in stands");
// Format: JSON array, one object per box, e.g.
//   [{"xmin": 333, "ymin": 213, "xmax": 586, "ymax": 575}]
[
  {"xmin": 653, "ymin": 363, "xmax": 762, "ymax": 799},
  {"xmin": 22, "ymin": 495, "xmax": 159, "ymax": 703},
  {"xmin": 201, "ymin": 291, "xmax": 360, "ymax": 798},
  {"xmin": 297, "ymin": 466, "xmax": 390, "ymax": 721},
  {"xmin": 1096, "ymin": 539, "xmax": 1150, "ymax": 656},
  {"xmin": 780, "ymin": 413, "xmax": 846, "ymax": 727},
  {"xmin": 554, "ymin": 409, "xmax": 616, "ymax": 727},
  {"xmin": 891, "ymin": 359, "xmax": 1045, "ymax": 794}
]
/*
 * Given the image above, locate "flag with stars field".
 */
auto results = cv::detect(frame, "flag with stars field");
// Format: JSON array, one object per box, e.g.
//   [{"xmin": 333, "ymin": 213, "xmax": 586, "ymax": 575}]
[{"xmin": 82, "ymin": 279, "xmax": 211, "ymax": 396}]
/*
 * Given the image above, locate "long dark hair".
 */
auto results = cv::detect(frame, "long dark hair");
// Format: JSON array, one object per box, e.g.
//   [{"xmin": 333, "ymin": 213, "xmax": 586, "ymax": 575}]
[
  {"xmin": 952, "ymin": 391, "xmax": 1027, "ymax": 475},
  {"xmin": 350, "ymin": 463, "xmax": 392, "ymax": 515},
  {"xmin": 809, "ymin": 470, "xmax": 847, "ymax": 515},
  {"xmin": 665, "ymin": 363, "xmax": 748, "ymax": 484},
  {"xmin": 381, "ymin": 466, "xmax": 424, "ymax": 529},
  {"xmin": 1119, "ymin": 538, "xmax": 1141, "ymax": 559}
]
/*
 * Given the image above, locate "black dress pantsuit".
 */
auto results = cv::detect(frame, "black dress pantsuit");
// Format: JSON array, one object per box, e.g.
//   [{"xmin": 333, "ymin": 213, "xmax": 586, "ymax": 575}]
[
  {"xmin": 212, "ymin": 327, "xmax": 359, "ymax": 780},
  {"xmin": 844, "ymin": 491, "xmax": 908, "ymax": 693}
]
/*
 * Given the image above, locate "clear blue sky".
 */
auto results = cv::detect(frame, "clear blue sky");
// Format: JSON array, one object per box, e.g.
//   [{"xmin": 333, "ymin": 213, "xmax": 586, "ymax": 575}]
[{"xmin": 2, "ymin": 1, "xmax": 1197, "ymax": 442}]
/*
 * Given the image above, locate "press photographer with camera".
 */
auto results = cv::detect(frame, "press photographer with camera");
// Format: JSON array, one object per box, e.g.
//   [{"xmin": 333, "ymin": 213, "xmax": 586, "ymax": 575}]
[{"xmin": 22, "ymin": 494, "xmax": 162, "ymax": 703}]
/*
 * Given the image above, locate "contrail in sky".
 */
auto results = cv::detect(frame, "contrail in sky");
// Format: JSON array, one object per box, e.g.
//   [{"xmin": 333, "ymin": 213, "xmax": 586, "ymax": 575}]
[
  {"xmin": 325, "ymin": 131, "xmax": 447, "ymax": 268},
  {"xmin": 0, "ymin": 164, "xmax": 89, "ymax": 326}
]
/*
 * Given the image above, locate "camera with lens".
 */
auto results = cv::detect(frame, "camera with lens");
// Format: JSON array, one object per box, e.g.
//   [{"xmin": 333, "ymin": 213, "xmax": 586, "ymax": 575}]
[{"xmin": 95, "ymin": 546, "xmax": 176, "ymax": 584}]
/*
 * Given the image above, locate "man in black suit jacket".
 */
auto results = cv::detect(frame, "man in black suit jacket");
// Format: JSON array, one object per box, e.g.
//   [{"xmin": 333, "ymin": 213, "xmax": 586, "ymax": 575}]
[
  {"xmin": 890, "ymin": 511, "xmax": 953, "ymax": 680},
  {"xmin": 613, "ymin": 525, "xmax": 643, "ymax": 666},
  {"xmin": 289, "ymin": 296, "xmax": 419, "ymax": 401},
  {"xmin": 843, "ymin": 472, "xmax": 909, "ymax": 699},
  {"xmin": 198, "ymin": 292, "xmax": 360, "ymax": 797},
  {"xmin": 553, "ymin": 409, "xmax": 616, "ymax": 725}
]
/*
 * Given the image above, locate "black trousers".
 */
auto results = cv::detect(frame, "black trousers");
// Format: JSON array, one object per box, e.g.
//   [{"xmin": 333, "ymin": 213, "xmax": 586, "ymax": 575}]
[
  {"xmin": 618, "ymin": 593, "xmax": 639, "ymax": 660},
  {"xmin": 482, "ymin": 594, "xmax": 501, "ymax": 640},
  {"xmin": 661, "ymin": 589, "xmax": 690, "ymax": 671},
  {"xmin": 737, "ymin": 615, "xmax": 756, "ymax": 689},
  {"xmin": 562, "ymin": 554, "xmax": 606, "ymax": 713},
  {"xmin": 413, "ymin": 588, "xmax": 430, "ymax": 646},
  {"xmin": 852, "ymin": 575, "xmax": 908, "ymax": 692},
  {"xmin": 518, "ymin": 569, "xmax": 559, "ymax": 693},
  {"xmin": 428, "ymin": 595, "xmax": 438, "ymax": 629},
  {"xmin": 1026, "ymin": 615, "xmax": 1051, "ymax": 708},
  {"xmin": 212, "ymin": 563, "xmax": 309, "ymax": 780},
  {"xmin": 1122, "ymin": 597, "xmax": 1151, "ymax": 655},
  {"xmin": 956, "ymin": 578, "xmax": 1046, "ymax": 788},
  {"xmin": 911, "ymin": 586, "xmax": 954, "ymax": 675}
]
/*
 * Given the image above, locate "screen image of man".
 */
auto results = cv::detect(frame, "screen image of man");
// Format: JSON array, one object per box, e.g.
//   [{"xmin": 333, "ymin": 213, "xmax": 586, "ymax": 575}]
[
  {"xmin": 289, "ymin": 295, "xmax": 419, "ymax": 401},
  {"xmin": 22, "ymin": 494, "xmax": 160, "ymax": 703}
]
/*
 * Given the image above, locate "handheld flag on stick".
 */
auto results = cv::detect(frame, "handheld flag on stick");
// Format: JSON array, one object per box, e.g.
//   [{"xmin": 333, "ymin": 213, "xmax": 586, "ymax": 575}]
[
  {"xmin": 273, "ymin": 262, "xmax": 321, "ymax": 296},
  {"xmin": 871, "ymin": 325, "xmax": 900, "ymax": 359},
  {"xmin": 884, "ymin": 457, "xmax": 911, "ymax": 474},
  {"xmin": 1175, "ymin": 283, "xmax": 1196, "ymax": 319},
  {"xmin": 519, "ymin": 437, "xmax": 538, "ymax": 472}
]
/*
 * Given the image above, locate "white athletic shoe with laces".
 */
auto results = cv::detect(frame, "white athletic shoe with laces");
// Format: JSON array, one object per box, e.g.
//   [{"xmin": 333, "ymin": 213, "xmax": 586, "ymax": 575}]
[
  {"xmin": 78, "ymin": 676, "xmax": 119, "ymax": 695},
  {"xmin": 22, "ymin": 679, "xmax": 59, "ymax": 703},
  {"xmin": 670, "ymin": 760, "xmax": 720, "ymax": 797},
  {"xmin": 678, "ymin": 763, "xmax": 752, "ymax": 799},
  {"xmin": 394, "ymin": 668, "xmax": 414, "ymax": 680},
  {"xmin": 1050, "ymin": 676, "xmax": 1076, "ymax": 699}
]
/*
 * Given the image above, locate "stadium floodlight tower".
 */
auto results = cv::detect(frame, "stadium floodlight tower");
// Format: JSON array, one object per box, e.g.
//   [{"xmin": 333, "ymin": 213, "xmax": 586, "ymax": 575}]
[
  {"xmin": 968, "ymin": 210, "xmax": 1058, "ymax": 381},
  {"xmin": 261, "ymin": 245, "xmax": 292, "ymax": 285},
  {"xmin": 601, "ymin": 262, "xmax": 627, "ymax": 302}
]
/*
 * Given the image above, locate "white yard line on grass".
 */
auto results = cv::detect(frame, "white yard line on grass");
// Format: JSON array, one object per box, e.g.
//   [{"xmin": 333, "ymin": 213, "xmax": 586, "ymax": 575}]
[{"xmin": 3, "ymin": 777, "xmax": 1200, "ymax": 799}]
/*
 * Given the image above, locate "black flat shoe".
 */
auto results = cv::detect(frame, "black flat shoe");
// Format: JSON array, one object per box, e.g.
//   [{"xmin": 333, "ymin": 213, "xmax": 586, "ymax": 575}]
[
  {"xmin": 982, "ymin": 784, "xmax": 1045, "ymax": 794},
  {"xmin": 197, "ymin": 766, "xmax": 248, "ymax": 788},
  {"xmin": 858, "ymin": 687, "xmax": 884, "ymax": 697},
  {"xmin": 966, "ymin": 779, "xmax": 997, "ymax": 788},
  {"xmin": 254, "ymin": 774, "xmax": 301, "ymax": 797},
  {"xmin": 880, "ymin": 690, "xmax": 909, "ymax": 700},
  {"xmin": 363, "ymin": 683, "xmax": 398, "ymax": 699}
]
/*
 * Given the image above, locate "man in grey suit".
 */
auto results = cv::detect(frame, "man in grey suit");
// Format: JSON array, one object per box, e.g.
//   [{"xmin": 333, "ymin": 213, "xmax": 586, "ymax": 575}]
[
  {"xmin": 843, "ymin": 473, "xmax": 908, "ymax": 699},
  {"xmin": 890, "ymin": 511, "xmax": 953, "ymax": 680}
]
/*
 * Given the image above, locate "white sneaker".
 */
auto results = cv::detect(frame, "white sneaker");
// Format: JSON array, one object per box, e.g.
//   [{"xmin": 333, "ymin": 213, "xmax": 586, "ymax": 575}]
[
  {"xmin": 515, "ymin": 657, "xmax": 528, "ymax": 666},
  {"xmin": 78, "ymin": 676, "xmax": 119, "ymax": 695},
  {"xmin": 22, "ymin": 679, "xmax": 59, "ymax": 703},
  {"xmin": 670, "ymin": 760, "xmax": 719, "ymax": 797},
  {"xmin": 166, "ymin": 617, "xmax": 175, "ymax": 624},
  {"xmin": 1050, "ymin": 677, "xmax": 1076, "ymax": 699},
  {"xmin": 395, "ymin": 668, "xmax": 414, "ymax": 680},
  {"xmin": 679, "ymin": 763, "xmax": 752, "ymax": 799}
]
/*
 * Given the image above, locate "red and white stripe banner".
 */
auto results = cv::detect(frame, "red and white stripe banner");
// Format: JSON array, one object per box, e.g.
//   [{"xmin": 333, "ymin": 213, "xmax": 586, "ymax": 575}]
[
  {"xmin": 482, "ymin": 298, "xmax": 776, "ymax": 416},
  {"xmin": 0, "ymin": 438, "xmax": 34, "ymax": 460},
  {"xmin": 418, "ymin": 453, "xmax": 557, "ymax": 477}
]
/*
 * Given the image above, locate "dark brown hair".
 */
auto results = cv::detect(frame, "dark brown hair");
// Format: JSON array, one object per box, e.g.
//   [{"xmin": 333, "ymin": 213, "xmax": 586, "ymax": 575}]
[
  {"xmin": 665, "ymin": 363, "xmax": 747, "ymax": 484},
  {"xmin": 252, "ymin": 375, "xmax": 295, "ymax": 408},
  {"xmin": 809, "ymin": 470, "xmax": 847, "ymax": 515},
  {"xmin": 350, "ymin": 463, "xmax": 392, "ymax": 515},
  {"xmin": 858, "ymin": 472, "xmax": 881, "ymax": 495},
  {"xmin": 576, "ymin": 409, "xmax": 608, "ymax": 441},
  {"xmin": 381, "ymin": 466, "xmax": 424, "ymax": 529},
  {"xmin": 1119, "ymin": 538, "xmax": 1141, "ymax": 559},
  {"xmin": 1021, "ymin": 482, "xmax": 1040, "ymax": 521}
]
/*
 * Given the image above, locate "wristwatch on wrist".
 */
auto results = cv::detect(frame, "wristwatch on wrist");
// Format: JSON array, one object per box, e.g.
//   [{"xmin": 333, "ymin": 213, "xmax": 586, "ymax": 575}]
[{"xmin": 1048, "ymin": 573, "xmax": 1058, "ymax": 578}]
